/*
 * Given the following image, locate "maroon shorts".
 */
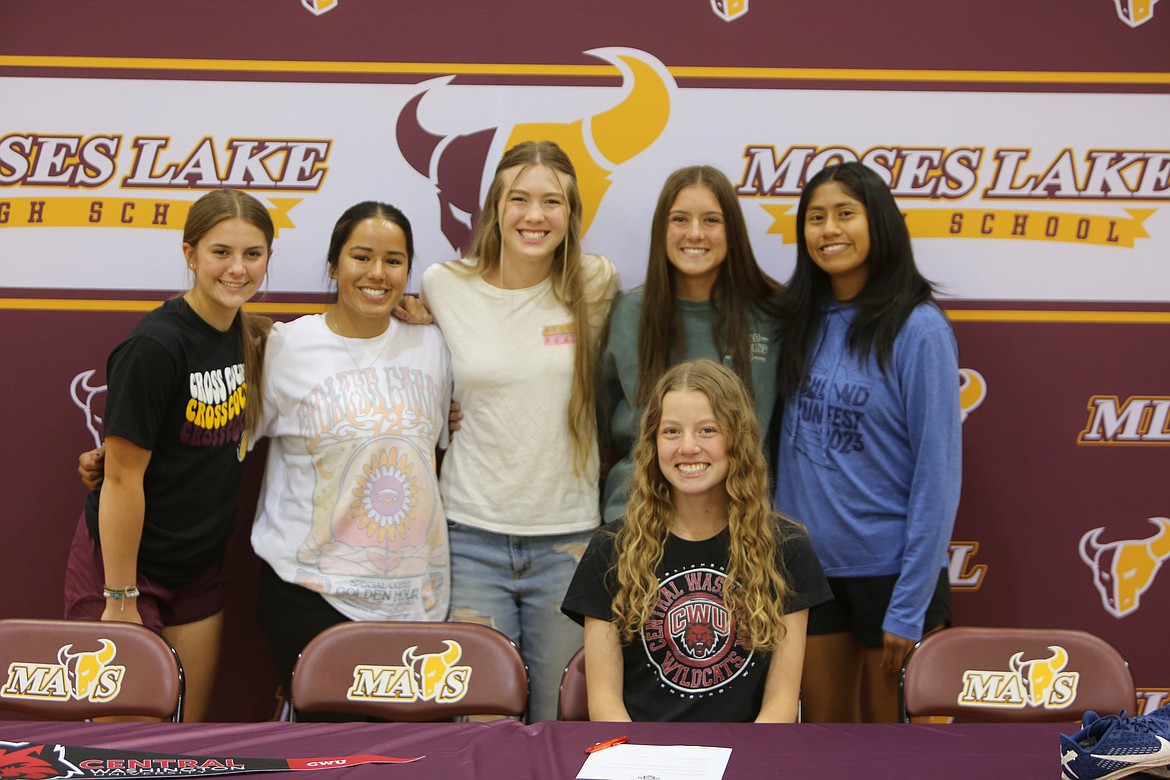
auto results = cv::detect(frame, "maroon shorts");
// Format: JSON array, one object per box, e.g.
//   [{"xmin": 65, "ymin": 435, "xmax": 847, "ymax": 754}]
[{"xmin": 63, "ymin": 514, "xmax": 228, "ymax": 631}]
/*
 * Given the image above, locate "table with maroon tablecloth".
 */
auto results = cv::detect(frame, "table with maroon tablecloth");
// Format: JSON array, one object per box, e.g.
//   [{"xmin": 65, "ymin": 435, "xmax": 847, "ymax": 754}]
[{"xmin": 2, "ymin": 718, "xmax": 1070, "ymax": 779}]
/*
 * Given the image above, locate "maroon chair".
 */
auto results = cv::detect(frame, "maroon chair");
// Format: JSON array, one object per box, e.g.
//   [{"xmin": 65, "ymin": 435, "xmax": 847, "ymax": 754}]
[
  {"xmin": 289, "ymin": 621, "xmax": 528, "ymax": 722},
  {"xmin": 0, "ymin": 618, "xmax": 184, "ymax": 721},
  {"xmin": 558, "ymin": 646, "xmax": 588, "ymax": 721},
  {"xmin": 899, "ymin": 626, "xmax": 1135, "ymax": 723}
]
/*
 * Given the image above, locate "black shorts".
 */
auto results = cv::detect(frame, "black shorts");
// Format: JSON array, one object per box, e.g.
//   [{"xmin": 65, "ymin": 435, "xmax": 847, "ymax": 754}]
[
  {"xmin": 258, "ymin": 563, "xmax": 392, "ymax": 723},
  {"xmin": 807, "ymin": 569, "xmax": 952, "ymax": 648},
  {"xmin": 257, "ymin": 562, "xmax": 351, "ymax": 690}
]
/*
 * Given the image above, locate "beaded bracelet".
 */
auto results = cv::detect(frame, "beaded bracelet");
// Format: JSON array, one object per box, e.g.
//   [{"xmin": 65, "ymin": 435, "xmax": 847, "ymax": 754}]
[{"xmin": 103, "ymin": 586, "xmax": 141, "ymax": 612}]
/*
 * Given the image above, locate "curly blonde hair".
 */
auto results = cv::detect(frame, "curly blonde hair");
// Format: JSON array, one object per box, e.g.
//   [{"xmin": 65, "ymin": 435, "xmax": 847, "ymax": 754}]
[
  {"xmin": 459, "ymin": 140, "xmax": 606, "ymax": 475},
  {"xmin": 611, "ymin": 359, "xmax": 791, "ymax": 650}
]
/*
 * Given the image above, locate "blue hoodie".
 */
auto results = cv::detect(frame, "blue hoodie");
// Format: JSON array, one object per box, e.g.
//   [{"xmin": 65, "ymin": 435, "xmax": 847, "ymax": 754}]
[{"xmin": 775, "ymin": 300, "xmax": 961, "ymax": 641}]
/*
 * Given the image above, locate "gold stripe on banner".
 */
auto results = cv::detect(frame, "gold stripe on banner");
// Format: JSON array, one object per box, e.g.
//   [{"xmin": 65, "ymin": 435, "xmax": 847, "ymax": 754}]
[
  {"xmin": 761, "ymin": 205, "xmax": 1154, "ymax": 248},
  {"xmin": 945, "ymin": 310, "xmax": 1170, "ymax": 324},
  {"xmin": 906, "ymin": 208, "xmax": 1154, "ymax": 247},
  {"xmin": 1, "ymin": 55, "xmax": 1168, "ymax": 85},
  {"xmin": 0, "ymin": 298, "xmax": 328, "ymax": 315},
  {"xmin": 0, "ymin": 197, "xmax": 302, "ymax": 235},
  {"xmin": 0, "ymin": 298, "xmax": 1164, "ymax": 323}
]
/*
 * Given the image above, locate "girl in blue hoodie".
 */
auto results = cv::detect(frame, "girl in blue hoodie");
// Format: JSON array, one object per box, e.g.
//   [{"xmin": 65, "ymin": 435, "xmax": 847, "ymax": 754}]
[{"xmin": 774, "ymin": 161, "xmax": 961, "ymax": 723}]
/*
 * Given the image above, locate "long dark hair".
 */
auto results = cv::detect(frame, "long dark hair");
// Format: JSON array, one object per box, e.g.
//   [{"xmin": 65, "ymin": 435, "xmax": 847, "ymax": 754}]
[
  {"xmin": 634, "ymin": 165, "xmax": 781, "ymax": 405},
  {"xmin": 326, "ymin": 201, "xmax": 415, "ymax": 281},
  {"xmin": 775, "ymin": 162, "xmax": 937, "ymax": 400}
]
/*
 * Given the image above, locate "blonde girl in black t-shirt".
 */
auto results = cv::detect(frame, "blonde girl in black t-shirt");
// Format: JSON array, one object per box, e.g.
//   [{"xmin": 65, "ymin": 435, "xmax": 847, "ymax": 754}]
[{"xmin": 563, "ymin": 359, "xmax": 830, "ymax": 721}]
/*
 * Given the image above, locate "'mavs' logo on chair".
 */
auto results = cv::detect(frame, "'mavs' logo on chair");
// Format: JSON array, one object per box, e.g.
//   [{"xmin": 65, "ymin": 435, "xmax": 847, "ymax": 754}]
[
  {"xmin": 346, "ymin": 640, "xmax": 471, "ymax": 704},
  {"xmin": 958, "ymin": 645, "xmax": 1080, "ymax": 710},
  {"xmin": 1, "ymin": 640, "xmax": 126, "ymax": 703}
]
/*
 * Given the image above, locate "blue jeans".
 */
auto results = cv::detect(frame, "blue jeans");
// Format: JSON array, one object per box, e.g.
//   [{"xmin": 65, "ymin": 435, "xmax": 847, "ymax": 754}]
[{"xmin": 447, "ymin": 520, "xmax": 591, "ymax": 722}]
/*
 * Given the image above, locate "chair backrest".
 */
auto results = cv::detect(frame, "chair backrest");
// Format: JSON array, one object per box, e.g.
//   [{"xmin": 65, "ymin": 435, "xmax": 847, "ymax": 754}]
[
  {"xmin": 0, "ymin": 618, "xmax": 184, "ymax": 722},
  {"xmin": 558, "ymin": 646, "xmax": 588, "ymax": 721},
  {"xmin": 290, "ymin": 621, "xmax": 528, "ymax": 721},
  {"xmin": 900, "ymin": 626, "xmax": 1135, "ymax": 723}
]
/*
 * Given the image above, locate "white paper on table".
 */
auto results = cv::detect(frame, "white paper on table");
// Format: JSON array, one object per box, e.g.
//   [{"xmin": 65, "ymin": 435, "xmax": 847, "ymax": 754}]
[{"xmin": 577, "ymin": 743, "xmax": 732, "ymax": 780}]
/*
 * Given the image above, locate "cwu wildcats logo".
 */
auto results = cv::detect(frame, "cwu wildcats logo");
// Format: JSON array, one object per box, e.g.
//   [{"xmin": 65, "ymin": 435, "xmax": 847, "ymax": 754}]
[
  {"xmin": 0, "ymin": 742, "xmax": 80, "ymax": 780},
  {"xmin": 959, "ymin": 645, "xmax": 1080, "ymax": 710},
  {"xmin": 669, "ymin": 597, "xmax": 730, "ymax": 660},
  {"xmin": 2, "ymin": 640, "xmax": 125, "ymax": 704},
  {"xmin": 347, "ymin": 640, "xmax": 471, "ymax": 704},
  {"xmin": 642, "ymin": 567, "xmax": 752, "ymax": 696},
  {"xmin": 1079, "ymin": 517, "xmax": 1170, "ymax": 618}
]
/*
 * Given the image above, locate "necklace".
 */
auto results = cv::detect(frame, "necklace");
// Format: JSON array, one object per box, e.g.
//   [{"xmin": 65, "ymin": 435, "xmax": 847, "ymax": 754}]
[
  {"xmin": 326, "ymin": 310, "xmax": 394, "ymax": 371},
  {"xmin": 670, "ymin": 516, "xmax": 728, "ymax": 542}
]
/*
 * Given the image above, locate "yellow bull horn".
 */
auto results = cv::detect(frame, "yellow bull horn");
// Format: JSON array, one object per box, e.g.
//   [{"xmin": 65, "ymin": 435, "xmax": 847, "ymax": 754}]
[
  {"xmin": 585, "ymin": 48, "xmax": 672, "ymax": 166},
  {"xmin": 95, "ymin": 638, "xmax": 116, "ymax": 665},
  {"xmin": 505, "ymin": 48, "xmax": 672, "ymax": 236},
  {"xmin": 57, "ymin": 639, "xmax": 116, "ymax": 665},
  {"xmin": 1045, "ymin": 645, "xmax": 1068, "ymax": 670},
  {"xmin": 439, "ymin": 640, "xmax": 462, "ymax": 665}
]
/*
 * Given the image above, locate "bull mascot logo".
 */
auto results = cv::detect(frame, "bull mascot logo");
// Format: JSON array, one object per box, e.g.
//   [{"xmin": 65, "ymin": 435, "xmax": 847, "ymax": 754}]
[
  {"xmin": 1113, "ymin": 0, "xmax": 1158, "ymax": 27},
  {"xmin": 56, "ymin": 640, "xmax": 124, "ymax": 702},
  {"xmin": 395, "ymin": 47, "xmax": 672, "ymax": 254},
  {"xmin": 710, "ymin": 0, "xmax": 749, "ymax": 22},
  {"xmin": 402, "ymin": 640, "xmax": 470, "ymax": 702},
  {"xmin": 1009, "ymin": 646, "xmax": 1069, "ymax": 707},
  {"xmin": 301, "ymin": 0, "xmax": 338, "ymax": 16},
  {"xmin": 958, "ymin": 368, "xmax": 986, "ymax": 423},
  {"xmin": 1079, "ymin": 517, "xmax": 1170, "ymax": 618},
  {"xmin": 69, "ymin": 370, "xmax": 106, "ymax": 450}
]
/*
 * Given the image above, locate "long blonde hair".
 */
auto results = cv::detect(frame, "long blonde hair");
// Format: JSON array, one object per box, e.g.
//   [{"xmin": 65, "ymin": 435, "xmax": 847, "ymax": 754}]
[
  {"xmin": 462, "ymin": 140, "xmax": 603, "ymax": 474},
  {"xmin": 183, "ymin": 189, "xmax": 273, "ymax": 438},
  {"xmin": 611, "ymin": 359, "xmax": 791, "ymax": 650}
]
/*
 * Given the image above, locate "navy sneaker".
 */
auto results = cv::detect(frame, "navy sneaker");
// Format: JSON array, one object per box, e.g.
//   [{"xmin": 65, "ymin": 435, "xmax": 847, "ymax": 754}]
[
  {"xmin": 1060, "ymin": 711, "xmax": 1170, "ymax": 780},
  {"xmin": 1139, "ymin": 706, "xmax": 1170, "ymax": 778}
]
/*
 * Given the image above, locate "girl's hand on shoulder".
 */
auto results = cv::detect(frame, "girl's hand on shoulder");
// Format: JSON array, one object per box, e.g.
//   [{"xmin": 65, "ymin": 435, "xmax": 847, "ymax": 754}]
[
  {"xmin": 448, "ymin": 401, "xmax": 463, "ymax": 434},
  {"xmin": 393, "ymin": 294, "xmax": 434, "ymax": 325}
]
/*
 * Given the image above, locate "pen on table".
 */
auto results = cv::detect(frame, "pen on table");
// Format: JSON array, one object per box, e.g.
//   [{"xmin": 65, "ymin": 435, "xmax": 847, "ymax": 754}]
[{"xmin": 585, "ymin": 736, "xmax": 629, "ymax": 753}]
